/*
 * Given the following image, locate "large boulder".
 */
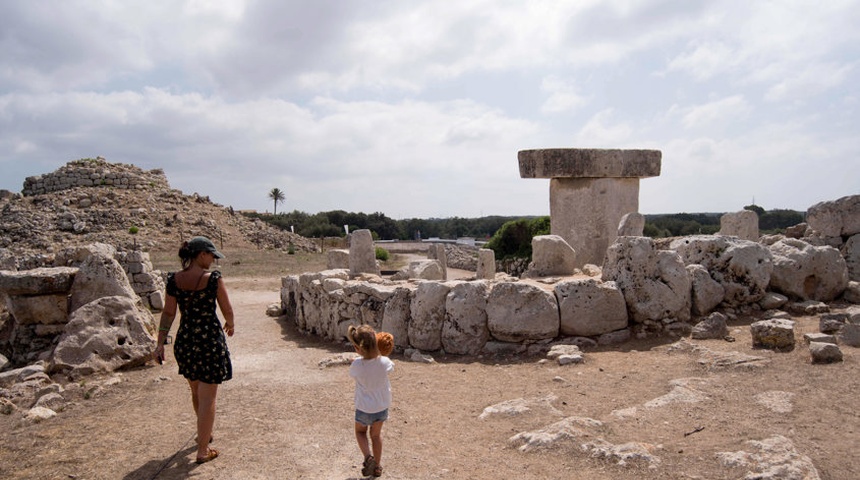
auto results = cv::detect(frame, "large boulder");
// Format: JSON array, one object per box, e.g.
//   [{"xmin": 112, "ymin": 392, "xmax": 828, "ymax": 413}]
[
  {"xmin": 409, "ymin": 281, "xmax": 452, "ymax": 351},
  {"xmin": 68, "ymin": 250, "xmax": 137, "ymax": 312},
  {"xmin": 51, "ymin": 296, "xmax": 156, "ymax": 376},
  {"xmin": 719, "ymin": 210, "xmax": 759, "ymax": 241},
  {"xmin": 486, "ymin": 282, "xmax": 559, "ymax": 342},
  {"xmin": 686, "ymin": 264, "xmax": 725, "ymax": 316},
  {"xmin": 843, "ymin": 234, "xmax": 860, "ymax": 282},
  {"xmin": 670, "ymin": 235, "xmax": 773, "ymax": 307},
  {"xmin": 0, "ymin": 267, "xmax": 78, "ymax": 326},
  {"xmin": 806, "ymin": 195, "xmax": 860, "ymax": 238},
  {"xmin": 617, "ymin": 212, "xmax": 645, "ymax": 237},
  {"xmin": 381, "ymin": 287, "xmax": 413, "ymax": 350},
  {"xmin": 524, "ymin": 235, "xmax": 576, "ymax": 278},
  {"xmin": 554, "ymin": 279, "xmax": 627, "ymax": 336},
  {"xmin": 769, "ymin": 238, "xmax": 849, "ymax": 301},
  {"xmin": 602, "ymin": 237, "xmax": 691, "ymax": 324},
  {"xmin": 443, "ymin": 281, "xmax": 490, "ymax": 355}
]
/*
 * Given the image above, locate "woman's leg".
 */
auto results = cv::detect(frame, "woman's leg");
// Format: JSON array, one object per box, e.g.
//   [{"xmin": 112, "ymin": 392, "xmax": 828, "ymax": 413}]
[
  {"xmin": 369, "ymin": 420, "xmax": 384, "ymax": 466},
  {"xmin": 187, "ymin": 379, "xmax": 200, "ymax": 415},
  {"xmin": 195, "ymin": 382, "xmax": 219, "ymax": 458}
]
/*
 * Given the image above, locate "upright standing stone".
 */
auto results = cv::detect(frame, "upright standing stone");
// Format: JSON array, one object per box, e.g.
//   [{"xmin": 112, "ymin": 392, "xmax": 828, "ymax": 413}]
[
  {"xmin": 476, "ymin": 248, "xmax": 495, "ymax": 280},
  {"xmin": 719, "ymin": 210, "xmax": 759, "ymax": 241},
  {"xmin": 519, "ymin": 149, "xmax": 661, "ymax": 267},
  {"xmin": 349, "ymin": 230, "xmax": 380, "ymax": 277},
  {"xmin": 435, "ymin": 244, "xmax": 448, "ymax": 281}
]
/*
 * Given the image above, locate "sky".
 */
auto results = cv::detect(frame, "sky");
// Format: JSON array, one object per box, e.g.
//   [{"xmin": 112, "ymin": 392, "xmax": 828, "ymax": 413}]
[{"xmin": 0, "ymin": 1, "xmax": 858, "ymax": 219}]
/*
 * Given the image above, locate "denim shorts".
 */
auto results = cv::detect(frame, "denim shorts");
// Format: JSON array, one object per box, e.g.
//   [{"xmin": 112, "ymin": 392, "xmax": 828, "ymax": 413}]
[{"xmin": 355, "ymin": 408, "xmax": 389, "ymax": 426}]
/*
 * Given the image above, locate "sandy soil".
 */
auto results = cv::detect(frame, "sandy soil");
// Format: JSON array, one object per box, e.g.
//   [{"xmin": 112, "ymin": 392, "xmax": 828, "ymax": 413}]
[{"xmin": 1, "ymin": 273, "xmax": 859, "ymax": 480}]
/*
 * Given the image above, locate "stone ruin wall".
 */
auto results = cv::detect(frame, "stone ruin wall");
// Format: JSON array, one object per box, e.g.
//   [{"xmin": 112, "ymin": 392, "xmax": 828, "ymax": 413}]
[
  {"xmin": 0, "ymin": 247, "xmax": 164, "ymax": 367},
  {"xmin": 21, "ymin": 157, "xmax": 170, "ymax": 196},
  {"xmin": 281, "ymin": 195, "xmax": 860, "ymax": 355}
]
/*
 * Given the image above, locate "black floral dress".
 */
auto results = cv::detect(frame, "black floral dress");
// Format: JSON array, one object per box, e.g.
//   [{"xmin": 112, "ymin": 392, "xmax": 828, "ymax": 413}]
[{"xmin": 167, "ymin": 270, "xmax": 232, "ymax": 384}]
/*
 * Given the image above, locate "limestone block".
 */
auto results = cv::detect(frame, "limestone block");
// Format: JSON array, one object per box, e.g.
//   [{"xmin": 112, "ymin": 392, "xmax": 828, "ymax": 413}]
[
  {"xmin": 803, "ymin": 332, "xmax": 836, "ymax": 344},
  {"xmin": 809, "ymin": 342, "xmax": 842, "ymax": 363},
  {"xmin": 486, "ymin": 282, "xmax": 559, "ymax": 342},
  {"xmin": 349, "ymin": 230, "xmax": 380, "ymax": 276},
  {"xmin": 68, "ymin": 251, "xmax": 137, "ymax": 312},
  {"xmin": 759, "ymin": 292, "xmax": 789, "ymax": 310},
  {"xmin": 806, "ymin": 194, "xmax": 860, "ymax": 237},
  {"xmin": 391, "ymin": 260, "xmax": 443, "ymax": 281},
  {"xmin": 719, "ymin": 210, "xmax": 759, "ymax": 241},
  {"xmin": 381, "ymin": 287, "xmax": 413, "ymax": 349},
  {"xmin": 476, "ymin": 248, "xmax": 495, "ymax": 280},
  {"xmin": 4, "ymin": 293, "xmax": 68, "ymax": 325},
  {"xmin": 750, "ymin": 319, "xmax": 795, "ymax": 350},
  {"xmin": 843, "ymin": 234, "xmax": 860, "ymax": 282},
  {"xmin": 327, "ymin": 249, "xmax": 349, "ymax": 269},
  {"xmin": 603, "ymin": 237, "xmax": 691, "ymax": 323},
  {"xmin": 843, "ymin": 281, "xmax": 860, "ymax": 303},
  {"xmin": 671, "ymin": 235, "xmax": 773, "ymax": 307},
  {"xmin": 52, "ymin": 296, "xmax": 156, "ymax": 376},
  {"xmin": 409, "ymin": 282, "xmax": 452, "ymax": 351},
  {"xmin": 617, "ymin": 212, "xmax": 645, "ymax": 237},
  {"xmin": 819, "ymin": 313, "xmax": 847, "ymax": 334},
  {"xmin": 550, "ymin": 177, "xmax": 640, "ymax": 268},
  {"xmin": 691, "ymin": 312, "xmax": 728, "ymax": 340},
  {"xmin": 442, "ymin": 281, "xmax": 490, "ymax": 355},
  {"xmin": 518, "ymin": 149, "xmax": 662, "ymax": 178},
  {"xmin": 687, "ymin": 264, "xmax": 725, "ymax": 316},
  {"xmin": 769, "ymin": 238, "xmax": 848, "ymax": 301},
  {"xmin": 0, "ymin": 267, "xmax": 78, "ymax": 295},
  {"xmin": 839, "ymin": 323, "xmax": 860, "ymax": 347},
  {"xmin": 435, "ymin": 244, "xmax": 448, "ymax": 281},
  {"xmin": 55, "ymin": 243, "xmax": 117, "ymax": 266},
  {"xmin": 554, "ymin": 279, "xmax": 627, "ymax": 337},
  {"xmin": 525, "ymin": 235, "xmax": 577, "ymax": 277}
]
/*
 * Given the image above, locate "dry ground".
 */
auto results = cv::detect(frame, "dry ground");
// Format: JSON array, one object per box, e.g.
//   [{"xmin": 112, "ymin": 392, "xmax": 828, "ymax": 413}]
[{"xmin": 0, "ymin": 251, "xmax": 858, "ymax": 479}]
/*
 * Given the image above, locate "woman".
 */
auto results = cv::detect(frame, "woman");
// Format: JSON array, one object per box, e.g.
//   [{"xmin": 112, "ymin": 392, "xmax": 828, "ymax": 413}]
[{"xmin": 153, "ymin": 236, "xmax": 235, "ymax": 464}]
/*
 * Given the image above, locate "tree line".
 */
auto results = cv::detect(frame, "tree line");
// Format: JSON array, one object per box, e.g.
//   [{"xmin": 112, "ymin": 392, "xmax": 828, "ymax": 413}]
[{"xmin": 244, "ymin": 204, "xmax": 804, "ymax": 244}]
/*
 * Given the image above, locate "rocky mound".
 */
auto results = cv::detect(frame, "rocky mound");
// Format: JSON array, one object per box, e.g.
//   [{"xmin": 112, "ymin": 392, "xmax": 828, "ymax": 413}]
[{"xmin": 0, "ymin": 157, "xmax": 318, "ymax": 258}]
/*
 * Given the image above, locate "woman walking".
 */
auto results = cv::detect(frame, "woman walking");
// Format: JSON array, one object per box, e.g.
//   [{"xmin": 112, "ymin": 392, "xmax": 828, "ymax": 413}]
[{"xmin": 153, "ymin": 236, "xmax": 235, "ymax": 464}]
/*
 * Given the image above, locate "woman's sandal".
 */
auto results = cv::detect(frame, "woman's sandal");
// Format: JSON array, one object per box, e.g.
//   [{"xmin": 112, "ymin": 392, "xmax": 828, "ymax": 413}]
[
  {"xmin": 373, "ymin": 464, "xmax": 383, "ymax": 477},
  {"xmin": 361, "ymin": 455, "xmax": 376, "ymax": 476},
  {"xmin": 195, "ymin": 447, "xmax": 219, "ymax": 464}
]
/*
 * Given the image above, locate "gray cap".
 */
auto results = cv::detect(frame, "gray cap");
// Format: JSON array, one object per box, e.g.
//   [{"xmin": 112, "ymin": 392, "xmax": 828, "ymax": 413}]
[{"xmin": 187, "ymin": 236, "xmax": 224, "ymax": 258}]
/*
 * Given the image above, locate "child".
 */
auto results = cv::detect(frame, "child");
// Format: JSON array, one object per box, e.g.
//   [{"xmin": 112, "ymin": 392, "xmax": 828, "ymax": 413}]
[{"xmin": 348, "ymin": 324, "xmax": 394, "ymax": 478}]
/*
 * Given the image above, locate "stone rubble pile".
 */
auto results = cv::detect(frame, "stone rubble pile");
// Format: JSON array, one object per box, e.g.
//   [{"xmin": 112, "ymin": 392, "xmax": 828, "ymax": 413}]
[
  {"xmin": 1, "ymin": 157, "xmax": 319, "ymax": 255},
  {"xmin": 0, "ymin": 243, "xmax": 160, "ymax": 420}
]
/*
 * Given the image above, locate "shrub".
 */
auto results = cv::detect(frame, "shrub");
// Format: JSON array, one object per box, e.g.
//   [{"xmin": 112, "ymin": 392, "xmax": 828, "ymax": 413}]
[
  {"xmin": 485, "ymin": 216, "xmax": 550, "ymax": 260},
  {"xmin": 375, "ymin": 246, "xmax": 390, "ymax": 261},
  {"xmin": 128, "ymin": 226, "xmax": 139, "ymax": 234}
]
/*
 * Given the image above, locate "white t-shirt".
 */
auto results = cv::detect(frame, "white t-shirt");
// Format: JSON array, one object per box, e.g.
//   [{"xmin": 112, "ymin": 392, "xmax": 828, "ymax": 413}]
[{"xmin": 349, "ymin": 356, "xmax": 394, "ymax": 414}]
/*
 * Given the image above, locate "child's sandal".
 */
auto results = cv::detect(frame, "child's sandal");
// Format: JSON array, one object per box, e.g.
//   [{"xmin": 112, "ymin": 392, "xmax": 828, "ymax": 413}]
[
  {"xmin": 361, "ymin": 455, "xmax": 376, "ymax": 477},
  {"xmin": 373, "ymin": 464, "xmax": 383, "ymax": 477}
]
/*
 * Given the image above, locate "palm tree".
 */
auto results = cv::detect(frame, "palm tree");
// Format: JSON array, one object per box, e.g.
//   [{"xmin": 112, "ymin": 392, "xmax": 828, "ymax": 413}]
[{"xmin": 268, "ymin": 187, "xmax": 285, "ymax": 216}]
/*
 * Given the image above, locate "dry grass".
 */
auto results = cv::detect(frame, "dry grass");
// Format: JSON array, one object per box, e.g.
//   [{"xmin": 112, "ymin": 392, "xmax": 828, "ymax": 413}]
[{"xmin": 149, "ymin": 248, "xmax": 411, "ymax": 278}]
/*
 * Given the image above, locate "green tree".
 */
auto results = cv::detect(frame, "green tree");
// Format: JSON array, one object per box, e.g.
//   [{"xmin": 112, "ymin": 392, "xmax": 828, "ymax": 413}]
[{"xmin": 268, "ymin": 187, "xmax": 286, "ymax": 215}]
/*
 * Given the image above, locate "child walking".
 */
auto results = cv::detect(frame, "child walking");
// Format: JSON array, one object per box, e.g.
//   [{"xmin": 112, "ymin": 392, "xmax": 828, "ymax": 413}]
[{"xmin": 348, "ymin": 324, "xmax": 394, "ymax": 478}]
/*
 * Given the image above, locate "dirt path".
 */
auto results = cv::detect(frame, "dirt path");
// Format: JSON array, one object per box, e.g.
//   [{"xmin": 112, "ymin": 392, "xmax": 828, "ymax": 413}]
[{"xmin": 1, "ymin": 277, "xmax": 859, "ymax": 479}]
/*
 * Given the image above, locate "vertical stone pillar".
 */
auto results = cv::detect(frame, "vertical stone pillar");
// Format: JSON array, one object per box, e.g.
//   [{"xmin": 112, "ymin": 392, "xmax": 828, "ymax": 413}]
[
  {"xmin": 477, "ymin": 248, "xmax": 495, "ymax": 280},
  {"xmin": 349, "ymin": 229, "xmax": 380, "ymax": 276},
  {"xmin": 519, "ymin": 148, "xmax": 661, "ymax": 267},
  {"xmin": 435, "ymin": 244, "xmax": 448, "ymax": 281}
]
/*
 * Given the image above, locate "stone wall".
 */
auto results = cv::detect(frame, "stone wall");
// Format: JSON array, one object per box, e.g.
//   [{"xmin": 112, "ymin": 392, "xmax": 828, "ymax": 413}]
[
  {"xmin": 281, "ymin": 195, "xmax": 860, "ymax": 354},
  {"xmin": 21, "ymin": 157, "xmax": 170, "ymax": 196}
]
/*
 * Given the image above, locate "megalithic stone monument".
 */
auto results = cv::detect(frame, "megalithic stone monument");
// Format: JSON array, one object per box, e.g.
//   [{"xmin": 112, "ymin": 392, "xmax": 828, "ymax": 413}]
[{"xmin": 518, "ymin": 148, "xmax": 662, "ymax": 268}]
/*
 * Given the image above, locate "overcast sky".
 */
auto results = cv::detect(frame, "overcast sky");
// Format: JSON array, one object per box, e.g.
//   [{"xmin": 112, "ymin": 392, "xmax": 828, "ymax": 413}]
[{"xmin": 1, "ymin": 1, "xmax": 857, "ymax": 218}]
